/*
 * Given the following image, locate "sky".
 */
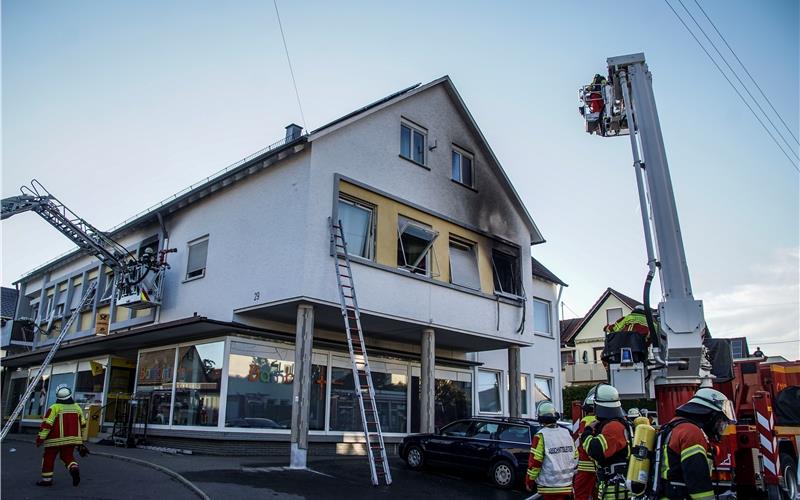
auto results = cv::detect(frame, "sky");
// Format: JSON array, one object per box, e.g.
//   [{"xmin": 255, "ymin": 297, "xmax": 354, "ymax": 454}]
[{"xmin": 2, "ymin": 0, "xmax": 798, "ymax": 357}]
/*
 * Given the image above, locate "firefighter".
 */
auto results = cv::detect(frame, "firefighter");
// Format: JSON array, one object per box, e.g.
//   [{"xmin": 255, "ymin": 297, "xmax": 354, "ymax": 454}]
[
  {"xmin": 657, "ymin": 388, "xmax": 736, "ymax": 500},
  {"xmin": 605, "ymin": 305, "xmax": 649, "ymax": 337},
  {"xmin": 525, "ymin": 401, "xmax": 576, "ymax": 499},
  {"xmin": 626, "ymin": 408, "xmax": 641, "ymax": 425},
  {"xmin": 35, "ymin": 385, "xmax": 86, "ymax": 487},
  {"xmin": 574, "ymin": 390, "xmax": 599, "ymax": 500},
  {"xmin": 581, "ymin": 384, "xmax": 632, "ymax": 499}
]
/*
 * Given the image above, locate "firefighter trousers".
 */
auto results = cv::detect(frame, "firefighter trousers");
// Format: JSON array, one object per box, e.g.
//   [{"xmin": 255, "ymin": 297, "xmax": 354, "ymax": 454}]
[
  {"xmin": 573, "ymin": 470, "xmax": 599, "ymax": 500},
  {"xmin": 41, "ymin": 445, "xmax": 78, "ymax": 482}
]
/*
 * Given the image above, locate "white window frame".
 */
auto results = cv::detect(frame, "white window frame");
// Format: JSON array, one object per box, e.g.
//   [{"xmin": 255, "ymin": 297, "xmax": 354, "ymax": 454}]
[
  {"xmin": 533, "ymin": 376, "xmax": 554, "ymax": 416},
  {"xmin": 448, "ymin": 237, "xmax": 480, "ymax": 290},
  {"xmin": 185, "ymin": 235, "xmax": 209, "ymax": 281},
  {"xmin": 397, "ymin": 216, "xmax": 438, "ymax": 277},
  {"xmin": 476, "ymin": 368, "xmax": 503, "ymax": 415},
  {"xmin": 491, "ymin": 249, "xmax": 521, "ymax": 297},
  {"xmin": 400, "ymin": 120, "xmax": 427, "ymax": 166},
  {"xmin": 451, "ymin": 145, "xmax": 474, "ymax": 188},
  {"xmin": 606, "ymin": 307, "xmax": 623, "ymax": 325},
  {"xmin": 533, "ymin": 298, "xmax": 553, "ymax": 337},
  {"xmin": 337, "ymin": 196, "xmax": 376, "ymax": 260}
]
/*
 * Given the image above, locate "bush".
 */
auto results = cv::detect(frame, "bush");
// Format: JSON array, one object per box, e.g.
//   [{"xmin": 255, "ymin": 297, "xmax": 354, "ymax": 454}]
[{"xmin": 562, "ymin": 385, "xmax": 657, "ymax": 421}]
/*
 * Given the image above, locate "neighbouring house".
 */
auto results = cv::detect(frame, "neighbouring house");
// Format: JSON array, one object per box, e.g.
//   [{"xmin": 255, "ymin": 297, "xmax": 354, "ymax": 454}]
[
  {"xmin": 560, "ymin": 287, "xmax": 646, "ymax": 388},
  {"xmin": 1, "ymin": 76, "xmax": 563, "ymax": 459},
  {"xmin": 1, "ymin": 287, "xmax": 20, "ymax": 359}
]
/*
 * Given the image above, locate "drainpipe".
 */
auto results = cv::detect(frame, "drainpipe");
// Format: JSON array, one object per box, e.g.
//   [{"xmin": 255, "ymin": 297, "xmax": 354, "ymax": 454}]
[{"xmin": 555, "ymin": 284, "xmax": 564, "ymax": 412}]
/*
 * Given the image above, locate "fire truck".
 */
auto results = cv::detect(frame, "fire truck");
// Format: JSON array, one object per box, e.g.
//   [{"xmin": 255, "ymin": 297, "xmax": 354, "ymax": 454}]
[{"xmin": 577, "ymin": 53, "xmax": 800, "ymax": 499}]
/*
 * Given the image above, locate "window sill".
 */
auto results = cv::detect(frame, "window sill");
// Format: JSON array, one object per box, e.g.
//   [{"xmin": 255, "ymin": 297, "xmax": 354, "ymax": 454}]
[
  {"xmin": 494, "ymin": 292, "xmax": 525, "ymax": 305},
  {"xmin": 450, "ymin": 178, "xmax": 477, "ymax": 193},
  {"xmin": 398, "ymin": 154, "xmax": 430, "ymax": 170},
  {"xmin": 534, "ymin": 333, "xmax": 555, "ymax": 339},
  {"xmin": 182, "ymin": 274, "xmax": 206, "ymax": 284}
]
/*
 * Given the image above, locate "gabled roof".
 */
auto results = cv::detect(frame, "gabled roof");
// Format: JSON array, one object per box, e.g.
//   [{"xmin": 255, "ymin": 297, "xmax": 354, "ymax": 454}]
[
  {"xmin": 15, "ymin": 76, "xmax": 544, "ymax": 283},
  {"xmin": 560, "ymin": 317, "xmax": 583, "ymax": 346},
  {"xmin": 309, "ymin": 76, "xmax": 544, "ymax": 246},
  {"xmin": 561, "ymin": 287, "xmax": 646, "ymax": 345},
  {"xmin": 1, "ymin": 287, "xmax": 18, "ymax": 318},
  {"xmin": 531, "ymin": 257, "xmax": 567, "ymax": 287}
]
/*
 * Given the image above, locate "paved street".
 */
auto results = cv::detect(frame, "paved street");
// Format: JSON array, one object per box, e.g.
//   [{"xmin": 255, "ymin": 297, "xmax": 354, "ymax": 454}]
[{"xmin": 2, "ymin": 436, "xmax": 529, "ymax": 499}]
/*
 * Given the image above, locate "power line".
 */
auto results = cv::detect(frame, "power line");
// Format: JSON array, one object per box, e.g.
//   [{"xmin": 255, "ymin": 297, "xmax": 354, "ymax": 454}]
[
  {"xmin": 676, "ymin": 0, "xmax": 798, "ymax": 162},
  {"xmin": 663, "ymin": 0, "xmax": 799, "ymax": 172},
  {"xmin": 750, "ymin": 339, "xmax": 800, "ymax": 345},
  {"xmin": 693, "ymin": 0, "xmax": 799, "ymax": 146},
  {"xmin": 273, "ymin": 0, "xmax": 307, "ymax": 132}
]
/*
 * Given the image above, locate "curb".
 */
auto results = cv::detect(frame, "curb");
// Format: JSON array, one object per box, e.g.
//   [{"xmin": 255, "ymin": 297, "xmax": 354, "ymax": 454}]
[{"xmin": 5, "ymin": 437, "xmax": 210, "ymax": 500}]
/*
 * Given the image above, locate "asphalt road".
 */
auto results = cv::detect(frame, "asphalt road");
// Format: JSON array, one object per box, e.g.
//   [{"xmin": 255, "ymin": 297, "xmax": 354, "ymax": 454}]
[{"xmin": 1, "ymin": 441, "xmax": 196, "ymax": 500}]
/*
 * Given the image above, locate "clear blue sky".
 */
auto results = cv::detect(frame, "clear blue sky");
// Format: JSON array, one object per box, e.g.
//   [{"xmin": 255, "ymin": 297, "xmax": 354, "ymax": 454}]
[{"xmin": 2, "ymin": 0, "xmax": 798, "ymax": 355}]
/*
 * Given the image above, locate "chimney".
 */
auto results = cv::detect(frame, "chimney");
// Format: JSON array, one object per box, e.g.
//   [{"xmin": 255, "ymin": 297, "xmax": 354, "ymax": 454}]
[{"xmin": 285, "ymin": 123, "xmax": 302, "ymax": 141}]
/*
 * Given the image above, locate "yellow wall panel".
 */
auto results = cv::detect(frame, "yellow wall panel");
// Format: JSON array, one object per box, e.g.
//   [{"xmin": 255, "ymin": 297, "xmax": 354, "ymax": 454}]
[{"xmin": 339, "ymin": 180, "xmax": 495, "ymax": 294}]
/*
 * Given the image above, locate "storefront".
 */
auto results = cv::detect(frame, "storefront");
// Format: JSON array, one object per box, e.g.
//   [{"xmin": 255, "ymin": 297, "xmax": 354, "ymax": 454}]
[{"xmin": 132, "ymin": 335, "xmax": 474, "ymax": 438}]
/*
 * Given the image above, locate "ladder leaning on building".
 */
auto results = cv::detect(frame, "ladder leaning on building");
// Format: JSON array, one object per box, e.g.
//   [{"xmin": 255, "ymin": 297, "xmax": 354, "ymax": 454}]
[{"xmin": 330, "ymin": 218, "xmax": 392, "ymax": 486}]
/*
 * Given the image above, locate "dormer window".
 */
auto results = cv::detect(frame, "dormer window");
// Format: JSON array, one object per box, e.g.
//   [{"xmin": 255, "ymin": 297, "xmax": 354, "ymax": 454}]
[{"xmin": 400, "ymin": 121, "xmax": 426, "ymax": 165}]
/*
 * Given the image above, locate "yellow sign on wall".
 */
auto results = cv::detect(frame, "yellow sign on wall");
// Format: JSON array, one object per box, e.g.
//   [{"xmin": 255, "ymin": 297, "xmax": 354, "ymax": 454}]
[
  {"xmin": 90, "ymin": 361, "xmax": 104, "ymax": 376},
  {"xmin": 95, "ymin": 313, "xmax": 110, "ymax": 335}
]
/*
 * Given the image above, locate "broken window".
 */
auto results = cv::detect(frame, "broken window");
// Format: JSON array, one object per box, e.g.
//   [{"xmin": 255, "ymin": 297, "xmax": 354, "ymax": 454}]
[
  {"xmin": 492, "ymin": 249, "xmax": 520, "ymax": 296},
  {"xmin": 449, "ymin": 238, "xmax": 480, "ymax": 290},
  {"xmin": 338, "ymin": 196, "xmax": 375, "ymax": 260},
  {"xmin": 186, "ymin": 236, "xmax": 209, "ymax": 280},
  {"xmin": 397, "ymin": 217, "xmax": 437, "ymax": 276},
  {"xmin": 400, "ymin": 122, "xmax": 426, "ymax": 165}
]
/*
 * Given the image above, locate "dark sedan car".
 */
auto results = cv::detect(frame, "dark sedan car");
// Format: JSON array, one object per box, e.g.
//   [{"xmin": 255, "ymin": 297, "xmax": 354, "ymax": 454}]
[{"xmin": 399, "ymin": 417, "xmax": 543, "ymax": 489}]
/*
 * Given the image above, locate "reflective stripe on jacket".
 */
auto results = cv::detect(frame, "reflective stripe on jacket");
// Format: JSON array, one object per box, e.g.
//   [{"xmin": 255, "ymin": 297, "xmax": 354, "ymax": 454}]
[
  {"xmin": 659, "ymin": 418, "xmax": 714, "ymax": 500},
  {"xmin": 38, "ymin": 402, "xmax": 86, "ymax": 447},
  {"xmin": 576, "ymin": 415, "xmax": 598, "ymax": 471},
  {"xmin": 526, "ymin": 424, "xmax": 576, "ymax": 494}
]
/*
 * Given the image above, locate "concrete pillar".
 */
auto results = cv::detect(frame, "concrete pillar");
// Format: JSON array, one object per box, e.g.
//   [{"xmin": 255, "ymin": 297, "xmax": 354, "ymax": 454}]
[
  {"xmin": 508, "ymin": 345, "xmax": 521, "ymax": 418},
  {"xmin": 420, "ymin": 328, "xmax": 435, "ymax": 433},
  {"xmin": 290, "ymin": 304, "xmax": 314, "ymax": 469}
]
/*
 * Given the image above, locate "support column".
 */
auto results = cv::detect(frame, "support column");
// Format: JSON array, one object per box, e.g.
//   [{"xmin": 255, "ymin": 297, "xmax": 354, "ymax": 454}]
[
  {"xmin": 508, "ymin": 345, "xmax": 521, "ymax": 418},
  {"xmin": 290, "ymin": 304, "xmax": 314, "ymax": 469},
  {"xmin": 420, "ymin": 328, "xmax": 435, "ymax": 434}
]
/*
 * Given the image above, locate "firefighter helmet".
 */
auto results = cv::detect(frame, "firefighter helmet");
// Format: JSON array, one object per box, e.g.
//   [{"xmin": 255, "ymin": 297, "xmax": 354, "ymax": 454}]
[
  {"xmin": 55, "ymin": 385, "xmax": 72, "ymax": 401},
  {"xmin": 594, "ymin": 383, "xmax": 625, "ymax": 419},
  {"xmin": 627, "ymin": 408, "xmax": 641, "ymax": 419},
  {"xmin": 537, "ymin": 400, "xmax": 558, "ymax": 424},
  {"xmin": 684, "ymin": 388, "xmax": 737, "ymax": 423}
]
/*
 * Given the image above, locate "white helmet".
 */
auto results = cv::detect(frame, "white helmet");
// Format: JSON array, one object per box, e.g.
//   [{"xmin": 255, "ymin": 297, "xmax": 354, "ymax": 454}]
[
  {"xmin": 686, "ymin": 388, "xmax": 737, "ymax": 423},
  {"xmin": 594, "ymin": 383, "xmax": 625, "ymax": 419},
  {"xmin": 627, "ymin": 408, "xmax": 641, "ymax": 418},
  {"xmin": 55, "ymin": 384, "xmax": 72, "ymax": 401}
]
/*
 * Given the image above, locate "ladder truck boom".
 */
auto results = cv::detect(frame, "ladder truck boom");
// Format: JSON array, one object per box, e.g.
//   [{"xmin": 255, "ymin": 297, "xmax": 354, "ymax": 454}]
[{"xmin": 579, "ymin": 53, "xmax": 706, "ymax": 415}]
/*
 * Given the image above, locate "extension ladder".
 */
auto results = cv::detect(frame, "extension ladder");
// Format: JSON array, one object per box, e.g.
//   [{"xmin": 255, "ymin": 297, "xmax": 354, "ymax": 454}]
[
  {"xmin": 0, "ymin": 280, "xmax": 98, "ymax": 441},
  {"xmin": 330, "ymin": 219, "xmax": 392, "ymax": 486}
]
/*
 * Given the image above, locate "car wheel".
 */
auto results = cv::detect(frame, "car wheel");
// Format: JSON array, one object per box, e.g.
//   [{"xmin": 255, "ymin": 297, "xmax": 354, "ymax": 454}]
[
  {"xmin": 779, "ymin": 453, "xmax": 797, "ymax": 500},
  {"xmin": 491, "ymin": 460, "xmax": 515, "ymax": 489},
  {"xmin": 405, "ymin": 445, "xmax": 424, "ymax": 471}
]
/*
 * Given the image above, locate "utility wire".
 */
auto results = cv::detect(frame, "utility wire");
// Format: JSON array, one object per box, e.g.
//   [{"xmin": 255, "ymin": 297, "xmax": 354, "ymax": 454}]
[
  {"xmin": 694, "ymin": 0, "xmax": 799, "ymax": 146},
  {"xmin": 676, "ymin": 0, "xmax": 798, "ymax": 161},
  {"xmin": 273, "ymin": 0, "xmax": 307, "ymax": 132},
  {"xmin": 663, "ymin": 0, "xmax": 799, "ymax": 172}
]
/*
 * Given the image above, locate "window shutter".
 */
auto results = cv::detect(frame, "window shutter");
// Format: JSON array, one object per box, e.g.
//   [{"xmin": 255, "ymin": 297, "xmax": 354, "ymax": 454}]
[{"xmin": 187, "ymin": 239, "xmax": 209, "ymax": 276}]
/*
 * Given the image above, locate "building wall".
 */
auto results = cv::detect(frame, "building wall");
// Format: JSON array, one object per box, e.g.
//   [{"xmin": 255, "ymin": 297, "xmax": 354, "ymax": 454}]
[{"xmin": 573, "ymin": 295, "xmax": 632, "ymax": 366}]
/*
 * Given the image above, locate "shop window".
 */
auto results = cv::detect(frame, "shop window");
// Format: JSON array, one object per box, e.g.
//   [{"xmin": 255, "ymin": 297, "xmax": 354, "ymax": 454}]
[
  {"xmin": 25, "ymin": 370, "xmax": 50, "ymax": 418},
  {"xmin": 477, "ymin": 369, "xmax": 501, "ymax": 413},
  {"xmin": 136, "ymin": 348, "xmax": 176, "ymax": 425},
  {"xmin": 491, "ymin": 250, "xmax": 520, "ymax": 296},
  {"xmin": 607, "ymin": 307, "xmax": 623, "ymax": 326},
  {"xmin": 74, "ymin": 361, "xmax": 106, "ymax": 405},
  {"xmin": 533, "ymin": 299, "xmax": 552, "ymax": 335},
  {"xmin": 411, "ymin": 375, "xmax": 473, "ymax": 433},
  {"xmin": 338, "ymin": 197, "xmax": 375, "ymax": 260},
  {"xmin": 225, "ymin": 344, "xmax": 326, "ymax": 431},
  {"xmin": 186, "ymin": 237, "xmax": 209, "ymax": 280},
  {"xmin": 173, "ymin": 341, "xmax": 224, "ymax": 427},
  {"xmin": 5, "ymin": 376, "xmax": 27, "ymax": 417},
  {"xmin": 397, "ymin": 217, "xmax": 437, "ymax": 276},
  {"xmin": 45, "ymin": 365, "xmax": 76, "ymax": 409},
  {"xmin": 329, "ymin": 367, "xmax": 407, "ymax": 433},
  {"xmin": 105, "ymin": 364, "xmax": 135, "ymax": 422},
  {"xmin": 449, "ymin": 238, "xmax": 480, "ymax": 290}
]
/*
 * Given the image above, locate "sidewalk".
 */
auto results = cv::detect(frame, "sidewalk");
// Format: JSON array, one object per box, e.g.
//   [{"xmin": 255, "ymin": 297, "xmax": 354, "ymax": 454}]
[{"xmin": 4, "ymin": 434, "xmax": 526, "ymax": 499}]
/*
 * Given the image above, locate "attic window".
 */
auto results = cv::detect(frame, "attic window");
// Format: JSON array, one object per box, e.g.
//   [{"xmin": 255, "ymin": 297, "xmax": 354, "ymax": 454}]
[
  {"xmin": 451, "ymin": 147, "xmax": 474, "ymax": 187},
  {"xmin": 400, "ymin": 121, "xmax": 426, "ymax": 165},
  {"xmin": 397, "ymin": 216, "xmax": 437, "ymax": 276},
  {"xmin": 492, "ymin": 249, "xmax": 520, "ymax": 296}
]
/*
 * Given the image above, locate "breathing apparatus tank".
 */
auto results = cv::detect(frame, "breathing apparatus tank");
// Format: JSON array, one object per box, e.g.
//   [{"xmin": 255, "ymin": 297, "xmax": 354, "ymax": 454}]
[{"xmin": 626, "ymin": 423, "xmax": 657, "ymax": 495}]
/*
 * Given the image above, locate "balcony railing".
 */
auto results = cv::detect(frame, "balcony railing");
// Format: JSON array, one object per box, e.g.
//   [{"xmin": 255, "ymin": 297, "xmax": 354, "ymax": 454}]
[{"xmin": 562, "ymin": 361, "xmax": 608, "ymax": 384}]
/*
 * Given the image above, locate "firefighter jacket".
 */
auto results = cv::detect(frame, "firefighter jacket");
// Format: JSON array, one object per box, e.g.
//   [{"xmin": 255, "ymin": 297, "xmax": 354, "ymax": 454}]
[
  {"xmin": 659, "ymin": 418, "xmax": 714, "ymax": 500},
  {"xmin": 605, "ymin": 311, "xmax": 649, "ymax": 336},
  {"xmin": 37, "ymin": 402, "xmax": 86, "ymax": 448},
  {"xmin": 583, "ymin": 418, "xmax": 632, "ymax": 499},
  {"xmin": 576, "ymin": 415, "xmax": 598, "ymax": 472},
  {"xmin": 526, "ymin": 424, "xmax": 577, "ymax": 495}
]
